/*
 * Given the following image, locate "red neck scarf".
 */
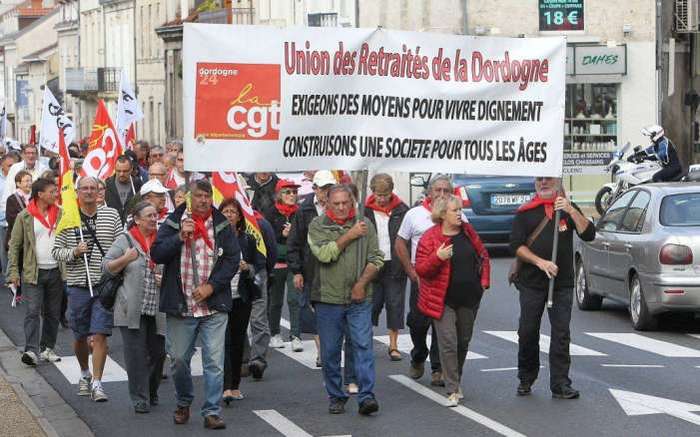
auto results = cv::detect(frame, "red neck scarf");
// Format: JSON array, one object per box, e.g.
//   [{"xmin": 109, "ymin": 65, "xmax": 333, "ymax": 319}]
[
  {"xmin": 191, "ymin": 209, "xmax": 214, "ymax": 250},
  {"xmin": 422, "ymin": 197, "xmax": 433, "ymax": 212},
  {"xmin": 275, "ymin": 201, "xmax": 299, "ymax": 219},
  {"xmin": 26, "ymin": 200, "xmax": 59, "ymax": 235},
  {"xmin": 326, "ymin": 207, "xmax": 356, "ymax": 226},
  {"xmin": 518, "ymin": 194, "xmax": 556, "ymax": 219},
  {"xmin": 158, "ymin": 208, "xmax": 168, "ymax": 220},
  {"xmin": 366, "ymin": 194, "xmax": 402, "ymax": 215},
  {"xmin": 129, "ymin": 226, "xmax": 156, "ymax": 268}
]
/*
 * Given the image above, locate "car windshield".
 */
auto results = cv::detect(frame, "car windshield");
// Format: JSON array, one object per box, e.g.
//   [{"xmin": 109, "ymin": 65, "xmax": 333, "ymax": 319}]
[{"xmin": 660, "ymin": 193, "xmax": 700, "ymax": 226}]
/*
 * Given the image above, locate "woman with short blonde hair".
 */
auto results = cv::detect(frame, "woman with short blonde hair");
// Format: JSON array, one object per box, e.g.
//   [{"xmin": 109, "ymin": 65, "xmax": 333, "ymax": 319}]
[{"xmin": 415, "ymin": 194, "xmax": 491, "ymax": 406}]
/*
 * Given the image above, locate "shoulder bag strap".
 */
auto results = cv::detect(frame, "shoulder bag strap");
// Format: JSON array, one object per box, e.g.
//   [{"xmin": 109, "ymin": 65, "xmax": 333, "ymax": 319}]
[
  {"xmin": 82, "ymin": 216, "xmax": 106, "ymax": 257},
  {"xmin": 526, "ymin": 216, "xmax": 550, "ymax": 248}
]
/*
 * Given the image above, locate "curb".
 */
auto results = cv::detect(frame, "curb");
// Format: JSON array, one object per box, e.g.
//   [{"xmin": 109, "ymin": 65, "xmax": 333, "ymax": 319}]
[{"xmin": 0, "ymin": 328, "xmax": 94, "ymax": 437}]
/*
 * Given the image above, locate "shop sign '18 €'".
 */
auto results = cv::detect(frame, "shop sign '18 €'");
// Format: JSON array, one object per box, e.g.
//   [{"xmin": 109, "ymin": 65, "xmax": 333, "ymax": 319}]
[{"xmin": 184, "ymin": 24, "xmax": 566, "ymax": 177}]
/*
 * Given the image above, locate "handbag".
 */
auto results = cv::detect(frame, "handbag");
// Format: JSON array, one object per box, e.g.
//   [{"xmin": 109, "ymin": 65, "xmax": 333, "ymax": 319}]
[
  {"xmin": 508, "ymin": 216, "xmax": 550, "ymax": 286},
  {"xmin": 84, "ymin": 219, "xmax": 133, "ymax": 310}
]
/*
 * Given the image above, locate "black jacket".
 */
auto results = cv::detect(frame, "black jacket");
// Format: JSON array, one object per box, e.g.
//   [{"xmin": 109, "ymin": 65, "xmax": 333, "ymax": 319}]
[
  {"xmin": 287, "ymin": 194, "xmax": 318, "ymax": 281},
  {"xmin": 250, "ymin": 174, "xmax": 279, "ymax": 214},
  {"xmin": 256, "ymin": 214, "xmax": 278, "ymax": 274},
  {"xmin": 510, "ymin": 204, "xmax": 595, "ymax": 290},
  {"xmin": 262, "ymin": 205, "xmax": 292, "ymax": 264},
  {"xmin": 151, "ymin": 204, "xmax": 240, "ymax": 316},
  {"xmin": 364, "ymin": 202, "xmax": 410, "ymax": 279},
  {"xmin": 236, "ymin": 230, "xmax": 266, "ymax": 303},
  {"xmin": 105, "ymin": 175, "xmax": 142, "ymax": 225}
]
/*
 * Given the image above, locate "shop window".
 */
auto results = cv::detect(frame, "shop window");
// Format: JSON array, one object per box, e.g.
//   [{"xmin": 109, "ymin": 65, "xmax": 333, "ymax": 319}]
[{"xmin": 565, "ymin": 83, "xmax": 618, "ymax": 152}]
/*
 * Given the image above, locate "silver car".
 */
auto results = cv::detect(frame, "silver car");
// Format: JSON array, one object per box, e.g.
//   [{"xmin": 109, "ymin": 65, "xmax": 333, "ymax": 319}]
[{"xmin": 574, "ymin": 183, "xmax": 700, "ymax": 330}]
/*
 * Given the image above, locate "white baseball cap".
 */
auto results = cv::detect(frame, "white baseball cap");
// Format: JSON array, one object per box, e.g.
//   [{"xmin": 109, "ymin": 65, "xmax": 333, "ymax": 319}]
[
  {"xmin": 140, "ymin": 179, "xmax": 170, "ymax": 196},
  {"xmin": 312, "ymin": 170, "xmax": 336, "ymax": 188}
]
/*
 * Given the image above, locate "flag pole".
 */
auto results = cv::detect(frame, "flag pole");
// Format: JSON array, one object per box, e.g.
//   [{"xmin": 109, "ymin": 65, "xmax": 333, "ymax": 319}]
[
  {"xmin": 78, "ymin": 226, "xmax": 94, "ymax": 297},
  {"xmin": 546, "ymin": 185, "xmax": 564, "ymax": 308},
  {"xmin": 355, "ymin": 169, "xmax": 369, "ymax": 279}
]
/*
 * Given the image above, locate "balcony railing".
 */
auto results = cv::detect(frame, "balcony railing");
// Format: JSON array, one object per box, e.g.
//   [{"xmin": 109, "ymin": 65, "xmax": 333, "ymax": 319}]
[
  {"xmin": 65, "ymin": 67, "xmax": 121, "ymax": 94},
  {"xmin": 65, "ymin": 67, "xmax": 98, "ymax": 93},
  {"xmin": 98, "ymin": 67, "xmax": 120, "ymax": 93},
  {"xmin": 198, "ymin": 7, "xmax": 254, "ymax": 24}
]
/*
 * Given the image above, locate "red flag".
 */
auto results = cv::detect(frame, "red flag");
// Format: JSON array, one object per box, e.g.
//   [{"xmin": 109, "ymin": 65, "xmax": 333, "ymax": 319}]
[
  {"xmin": 124, "ymin": 124, "xmax": 136, "ymax": 151},
  {"xmin": 57, "ymin": 128, "xmax": 69, "ymax": 206},
  {"xmin": 212, "ymin": 172, "xmax": 267, "ymax": 256},
  {"xmin": 29, "ymin": 125, "xmax": 36, "ymax": 145},
  {"xmin": 80, "ymin": 100, "xmax": 123, "ymax": 180}
]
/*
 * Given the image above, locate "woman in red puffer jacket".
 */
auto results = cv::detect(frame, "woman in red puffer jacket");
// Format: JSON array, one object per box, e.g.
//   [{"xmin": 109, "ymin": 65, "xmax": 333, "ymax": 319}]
[{"xmin": 415, "ymin": 194, "xmax": 490, "ymax": 407}]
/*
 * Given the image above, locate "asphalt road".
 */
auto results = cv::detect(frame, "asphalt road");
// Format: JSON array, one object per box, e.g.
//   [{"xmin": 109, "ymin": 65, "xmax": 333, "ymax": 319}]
[{"xmin": 1, "ymin": 250, "xmax": 700, "ymax": 437}]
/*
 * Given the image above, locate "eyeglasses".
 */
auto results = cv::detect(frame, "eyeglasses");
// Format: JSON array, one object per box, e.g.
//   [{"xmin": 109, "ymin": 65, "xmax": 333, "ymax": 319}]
[
  {"xmin": 281, "ymin": 189, "xmax": 298, "ymax": 195},
  {"xmin": 79, "ymin": 186, "xmax": 98, "ymax": 192}
]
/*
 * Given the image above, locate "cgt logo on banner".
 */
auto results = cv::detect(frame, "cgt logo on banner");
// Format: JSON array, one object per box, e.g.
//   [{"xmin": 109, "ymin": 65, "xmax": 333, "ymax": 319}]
[
  {"xmin": 183, "ymin": 24, "xmax": 566, "ymax": 177},
  {"xmin": 195, "ymin": 63, "xmax": 281, "ymax": 140}
]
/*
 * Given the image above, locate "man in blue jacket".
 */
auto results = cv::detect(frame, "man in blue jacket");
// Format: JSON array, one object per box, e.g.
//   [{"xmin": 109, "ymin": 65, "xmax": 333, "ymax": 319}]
[{"xmin": 151, "ymin": 179, "xmax": 239, "ymax": 429}]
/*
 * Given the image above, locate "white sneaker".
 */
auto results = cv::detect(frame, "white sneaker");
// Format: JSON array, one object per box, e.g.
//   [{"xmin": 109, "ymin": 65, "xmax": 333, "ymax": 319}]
[
  {"xmin": 40, "ymin": 348, "xmax": 61, "ymax": 362},
  {"xmin": 91, "ymin": 383, "xmax": 108, "ymax": 402},
  {"xmin": 269, "ymin": 334, "xmax": 285, "ymax": 349},
  {"xmin": 445, "ymin": 393, "xmax": 460, "ymax": 407},
  {"xmin": 457, "ymin": 387, "xmax": 464, "ymax": 400},
  {"xmin": 78, "ymin": 376, "xmax": 92, "ymax": 396},
  {"xmin": 21, "ymin": 351, "xmax": 37, "ymax": 366},
  {"xmin": 291, "ymin": 336, "xmax": 304, "ymax": 352}
]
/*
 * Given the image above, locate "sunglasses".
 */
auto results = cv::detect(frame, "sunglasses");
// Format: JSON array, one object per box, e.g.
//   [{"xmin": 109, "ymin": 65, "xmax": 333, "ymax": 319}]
[{"xmin": 280, "ymin": 189, "xmax": 298, "ymax": 195}]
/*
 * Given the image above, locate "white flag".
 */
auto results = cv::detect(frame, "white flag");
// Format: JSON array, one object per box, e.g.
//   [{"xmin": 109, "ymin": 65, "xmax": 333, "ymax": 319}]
[
  {"xmin": 116, "ymin": 70, "xmax": 143, "ymax": 149},
  {"xmin": 39, "ymin": 87, "xmax": 74, "ymax": 154}
]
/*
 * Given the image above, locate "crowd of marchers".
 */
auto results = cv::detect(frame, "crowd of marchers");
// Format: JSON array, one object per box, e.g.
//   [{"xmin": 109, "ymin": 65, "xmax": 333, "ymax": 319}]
[{"xmin": 0, "ymin": 140, "xmax": 594, "ymax": 429}]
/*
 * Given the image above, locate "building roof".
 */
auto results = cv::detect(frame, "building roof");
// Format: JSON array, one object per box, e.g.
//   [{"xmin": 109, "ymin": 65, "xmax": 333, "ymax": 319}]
[
  {"xmin": 21, "ymin": 41, "xmax": 57, "ymax": 62},
  {"xmin": 17, "ymin": 7, "xmax": 52, "ymax": 17}
]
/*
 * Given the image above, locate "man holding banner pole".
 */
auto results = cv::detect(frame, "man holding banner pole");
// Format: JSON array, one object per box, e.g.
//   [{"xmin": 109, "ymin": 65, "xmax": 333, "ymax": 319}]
[{"xmin": 509, "ymin": 176, "xmax": 594, "ymax": 399}]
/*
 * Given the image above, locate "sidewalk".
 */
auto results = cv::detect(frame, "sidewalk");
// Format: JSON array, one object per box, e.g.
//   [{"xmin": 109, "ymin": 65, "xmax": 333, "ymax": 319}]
[
  {"xmin": 0, "ymin": 325, "xmax": 93, "ymax": 437},
  {"xmin": 0, "ymin": 367, "xmax": 46, "ymax": 437}
]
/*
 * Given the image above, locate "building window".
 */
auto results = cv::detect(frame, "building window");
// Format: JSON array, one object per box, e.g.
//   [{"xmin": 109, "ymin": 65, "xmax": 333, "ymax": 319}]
[
  {"xmin": 565, "ymin": 83, "xmax": 618, "ymax": 152},
  {"xmin": 308, "ymin": 12, "xmax": 338, "ymax": 27}
]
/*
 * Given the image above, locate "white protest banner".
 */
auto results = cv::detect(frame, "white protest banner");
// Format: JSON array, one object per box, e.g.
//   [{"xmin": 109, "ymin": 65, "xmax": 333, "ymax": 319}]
[
  {"xmin": 40, "ymin": 87, "xmax": 75, "ymax": 154},
  {"xmin": 116, "ymin": 70, "xmax": 143, "ymax": 149},
  {"xmin": 183, "ymin": 24, "xmax": 566, "ymax": 177}
]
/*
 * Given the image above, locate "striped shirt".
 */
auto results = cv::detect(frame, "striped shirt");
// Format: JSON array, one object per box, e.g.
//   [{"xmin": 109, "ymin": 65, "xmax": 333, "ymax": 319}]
[{"xmin": 52, "ymin": 205, "xmax": 123, "ymax": 288}]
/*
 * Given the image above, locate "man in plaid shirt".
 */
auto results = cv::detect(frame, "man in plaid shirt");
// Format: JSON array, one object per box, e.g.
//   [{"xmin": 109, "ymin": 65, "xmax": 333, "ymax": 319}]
[{"xmin": 152, "ymin": 179, "xmax": 239, "ymax": 430}]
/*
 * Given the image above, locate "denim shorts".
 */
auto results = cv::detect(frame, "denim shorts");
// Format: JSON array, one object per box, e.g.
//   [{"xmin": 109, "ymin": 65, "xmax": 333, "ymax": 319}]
[{"xmin": 67, "ymin": 286, "xmax": 113, "ymax": 340}]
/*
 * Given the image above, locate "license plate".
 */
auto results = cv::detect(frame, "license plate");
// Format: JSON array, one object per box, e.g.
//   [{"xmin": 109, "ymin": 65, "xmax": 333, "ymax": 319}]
[{"xmin": 491, "ymin": 193, "xmax": 531, "ymax": 206}]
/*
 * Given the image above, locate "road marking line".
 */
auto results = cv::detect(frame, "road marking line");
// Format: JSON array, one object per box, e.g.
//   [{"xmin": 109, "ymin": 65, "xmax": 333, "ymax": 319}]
[
  {"xmin": 54, "ymin": 355, "xmax": 128, "ymax": 383},
  {"xmin": 587, "ymin": 333, "xmax": 700, "ymax": 357},
  {"xmin": 484, "ymin": 331, "xmax": 606, "ymax": 356},
  {"xmin": 389, "ymin": 375, "xmax": 526, "ymax": 437},
  {"xmin": 600, "ymin": 364, "xmax": 665, "ymax": 368},
  {"xmin": 274, "ymin": 340, "xmax": 322, "ymax": 369},
  {"xmin": 687, "ymin": 334, "xmax": 700, "ymax": 341},
  {"xmin": 374, "ymin": 334, "xmax": 487, "ymax": 360},
  {"xmin": 253, "ymin": 410, "xmax": 313, "ymax": 437},
  {"xmin": 480, "ymin": 366, "xmax": 543, "ymax": 373},
  {"xmin": 281, "ymin": 318, "xmax": 291, "ymax": 330}
]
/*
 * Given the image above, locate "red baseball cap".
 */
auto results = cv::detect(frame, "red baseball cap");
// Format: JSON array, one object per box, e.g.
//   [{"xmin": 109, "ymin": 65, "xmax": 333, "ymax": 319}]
[{"xmin": 275, "ymin": 179, "xmax": 301, "ymax": 193}]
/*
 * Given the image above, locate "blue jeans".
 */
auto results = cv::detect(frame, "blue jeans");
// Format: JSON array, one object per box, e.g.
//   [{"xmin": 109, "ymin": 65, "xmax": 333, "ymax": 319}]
[
  {"xmin": 316, "ymin": 301, "xmax": 375, "ymax": 404},
  {"xmin": 167, "ymin": 312, "xmax": 228, "ymax": 417}
]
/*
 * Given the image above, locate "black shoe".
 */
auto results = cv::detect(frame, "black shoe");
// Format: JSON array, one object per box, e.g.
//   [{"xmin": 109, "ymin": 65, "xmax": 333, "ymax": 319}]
[
  {"xmin": 149, "ymin": 395, "xmax": 159, "ymax": 406},
  {"xmin": 328, "ymin": 399, "xmax": 346, "ymax": 414},
  {"xmin": 409, "ymin": 361, "xmax": 424, "ymax": 379},
  {"xmin": 430, "ymin": 371, "xmax": 445, "ymax": 387},
  {"xmin": 552, "ymin": 385, "xmax": 580, "ymax": 399},
  {"xmin": 517, "ymin": 381, "xmax": 532, "ymax": 396},
  {"xmin": 134, "ymin": 401, "xmax": 150, "ymax": 414},
  {"xmin": 249, "ymin": 360, "xmax": 266, "ymax": 380},
  {"xmin": 358, "ymin": 398, "xmax": 379, "ymax": 416}
]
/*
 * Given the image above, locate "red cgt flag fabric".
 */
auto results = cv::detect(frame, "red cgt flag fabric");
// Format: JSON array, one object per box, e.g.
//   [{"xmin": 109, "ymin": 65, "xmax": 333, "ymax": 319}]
[{"xmin": 80, "ymin": 100, "xmax": 123, "ymax": 180}]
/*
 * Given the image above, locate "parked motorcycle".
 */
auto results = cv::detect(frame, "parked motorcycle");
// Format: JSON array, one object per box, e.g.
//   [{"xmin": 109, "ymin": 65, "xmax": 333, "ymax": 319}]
[{"xmin": 594, "ymin": 142, "xmax": 661, "ymax": 216}]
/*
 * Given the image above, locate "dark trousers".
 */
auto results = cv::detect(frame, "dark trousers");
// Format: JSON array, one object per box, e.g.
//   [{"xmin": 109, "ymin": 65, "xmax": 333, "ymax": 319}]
[
  {"xmin": 407, "ymin": 280, "xmax": 441, "ymax": 372},
  {"xmin": 120, "ymin": 316, "xmax": 166, "ymax": 406},
  {"xmin": 268, "ymin": 268, "xmax": 300, "ymax": 338},
  {"xmin": 371, "ymin": 267, "xmax": 406, "ymax": 330},
  {"xmin": 23, "ymin": 268, "xmax": 63, "ymax": 354},
  {"xmin": 517, "ymin": 284, "xmax": 573, "ymax": 390},
  {"xmin": 224, "ymin": 299, "xmax": 253, "ymax": 391}
]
